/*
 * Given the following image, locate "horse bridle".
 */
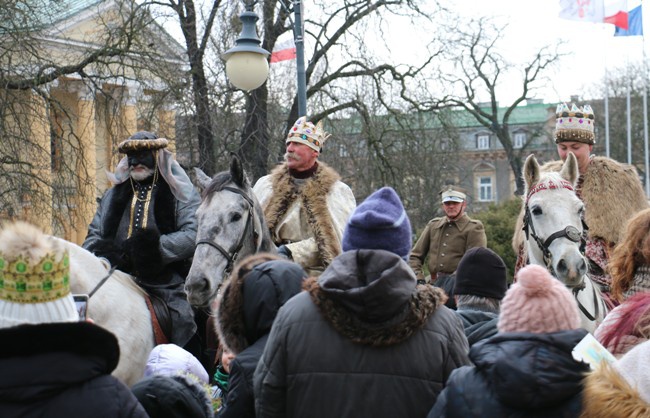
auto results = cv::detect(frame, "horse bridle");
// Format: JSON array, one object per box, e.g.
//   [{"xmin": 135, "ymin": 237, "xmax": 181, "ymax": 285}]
[
  {"xmin": 195, "ymin": 186, "xmax": 259, "ymax": 275},
  {"xmin": 522, "ymin": 179, "xmax": 599, "ymax": 320},
  {"xmin": 522, "ymin": 180, "xmax": 588, "ymax": 272}
]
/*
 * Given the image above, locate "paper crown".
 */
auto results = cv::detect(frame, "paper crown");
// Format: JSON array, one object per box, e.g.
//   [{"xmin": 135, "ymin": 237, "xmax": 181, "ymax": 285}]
[
  {"xmin": 0, "ymin": 222, "xmax": 78, "ymax": 327},
  {"xmin": 554, "ymin": 103, "xmax": 595, "ymax": 145},
  {"xmin": 0, "ymin": 251, "xmax": 70, "ymax": 303},
  {"xmin": 118, "ymin": 131, "xmax": 169, "ymax": 154},
  {"xmin": 286, "ymin": 116, "xmax": 331, "ymax": 152}
]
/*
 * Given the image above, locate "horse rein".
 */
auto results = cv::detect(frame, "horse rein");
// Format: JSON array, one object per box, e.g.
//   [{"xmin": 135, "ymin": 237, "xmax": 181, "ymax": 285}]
[
  {"xmin": 195, "ymin": 186, "xmax": 259, "ymax": 275},
  {"xmin": 88, "ymin": 265, "xmax": 117, "ymax": 299},
  {"xmin": 523, "ymin": 179, "xmax": 598, "ymax": 320}
]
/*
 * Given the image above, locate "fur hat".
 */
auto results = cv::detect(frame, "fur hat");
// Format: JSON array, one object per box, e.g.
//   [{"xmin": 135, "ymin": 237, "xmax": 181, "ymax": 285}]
[
  {"xmin": 454, "ymin": 247, "xmax": 507, "ymax": 300},
  {"xmin": 614, "ymin": 339, "xmax": 650, "ymax": 404},
  {"xmin": 144, "ymin": 344, "xmax": 209, "ymax": 384},
  {"xmin": 0, "ymin": 221, "xmax": 78, "ymax": 328},
  {"xmin": 554, "ymin": 102, "xmax": 595, "ymax": 145},
  {"xmin": 342, "ymin": 187, "xmax": 412, "ymax": 260},
  {"xmin": 286, "ymin": 116, "xmax": 331, "ymax": 152},
  {"xmin": 498, "ymin": 264, "xmax": 580, "ymax": 334},
  {"xmin": 118, "ymin": 131, "xmax": 169, "ymax": 154}
]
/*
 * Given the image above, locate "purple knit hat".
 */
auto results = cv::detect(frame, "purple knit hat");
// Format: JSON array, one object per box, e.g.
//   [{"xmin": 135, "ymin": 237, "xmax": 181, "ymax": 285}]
[{"xmin": 342, "ymin": 187, "xmax": 412, "ymax": 259}]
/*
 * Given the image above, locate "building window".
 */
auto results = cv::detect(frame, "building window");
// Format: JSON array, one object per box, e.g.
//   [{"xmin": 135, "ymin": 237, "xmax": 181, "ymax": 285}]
[
  {"xmin": 477, "ymin": 134, "xmax": 490, "ymax": 150},
  {"xmin": 479, "ymin": 176, "xmax": 494, "ymax": 201},
  {"xmin": 513, "ymin": 132, "xmax": 526, "ymax": 149}
]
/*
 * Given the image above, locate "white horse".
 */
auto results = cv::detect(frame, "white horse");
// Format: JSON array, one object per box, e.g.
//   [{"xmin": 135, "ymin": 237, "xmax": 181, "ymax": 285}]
[
  {"xmin": 518, "ymin": 153, "xmax": 608, "ymax": 333},
  {"xmin": 185, "ymin": 155, "xmax": 276, "ymax": 308}
]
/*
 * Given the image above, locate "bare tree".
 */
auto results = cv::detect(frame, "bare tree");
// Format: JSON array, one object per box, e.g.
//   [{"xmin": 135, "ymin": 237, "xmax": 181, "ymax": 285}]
[
  {"xmin": 221, "ymin": 0, "xmax": 444, "ymax": 181},
  {"xmin": 0, "ymin": 0, "xmax": 183, "ymax": 236},
  {"xmin": 437, "ymin": 16, "xmax": 562, "ymax": 195}
]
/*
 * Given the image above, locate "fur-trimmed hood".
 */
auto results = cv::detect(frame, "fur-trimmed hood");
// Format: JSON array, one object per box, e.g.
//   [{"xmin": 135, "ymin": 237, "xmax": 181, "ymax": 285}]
[
  {"xmin": 541, "ymin": 156, "xmax": 649, "ymax": 244},
  {"xmin": 263, "ymin": 161, "xmax": 343, "ymax": 266},
  {"xmin": 581, "ymin": 363, "xmax": 650, "ymax": 418},
  {"xmin": 306, "ymin": 249, "xmax": 447, "ymax": 347},
  {"xmin": 217, "ymin": 254, "xmax": 307, "ymax": 354}
]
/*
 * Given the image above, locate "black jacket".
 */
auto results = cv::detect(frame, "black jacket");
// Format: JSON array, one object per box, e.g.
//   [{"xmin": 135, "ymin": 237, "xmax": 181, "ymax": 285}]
[
  {"xmin": 216, "ymin": 259, "xmax": 306, "ymax": 418},
  {"xmin": 455, "ymin": 309, "xmax": 499, "ymax": 347},
  {"xmin": 0, "ymin": 322, "xmax": 148, "ymax": 418},
  {"xmin": 429, "ymin": 329, "xmax": 590, "ymax": 418},
  {"xmin": 255, "ymin": 249, "xmax": 471, "ymax": 418}
]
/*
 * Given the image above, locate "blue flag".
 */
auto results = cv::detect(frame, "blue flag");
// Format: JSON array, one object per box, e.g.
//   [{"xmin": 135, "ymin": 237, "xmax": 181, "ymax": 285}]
[{"xmin": 615, "ymin": 4, "xmax": 643, "ymax": 36}]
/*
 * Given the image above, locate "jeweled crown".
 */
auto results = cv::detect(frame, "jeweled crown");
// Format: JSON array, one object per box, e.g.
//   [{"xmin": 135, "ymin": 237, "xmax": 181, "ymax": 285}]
[
  {"xmin": 554, "ymin": 103, "xmax": 595, "ymax": 145},
  {"xmin": 286, "ymin": 116, "xmax": 332, "ymax": 152},
  {"xmin": 0, "ymin": 251, "xmax": 70, "ymax": 304}
]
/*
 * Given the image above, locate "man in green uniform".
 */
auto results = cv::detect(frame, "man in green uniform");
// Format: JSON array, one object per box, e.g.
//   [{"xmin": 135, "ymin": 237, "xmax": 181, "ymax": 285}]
[{"xmin": 409, "ymin": 186, "xmax": 487, "ymax": 288}]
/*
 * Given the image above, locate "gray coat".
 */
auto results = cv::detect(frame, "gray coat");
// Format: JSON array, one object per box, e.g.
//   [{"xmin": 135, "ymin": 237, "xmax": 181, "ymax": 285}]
[{"xmin": 254, "ymin": 249, "xmax": 470, "ymax": 418}]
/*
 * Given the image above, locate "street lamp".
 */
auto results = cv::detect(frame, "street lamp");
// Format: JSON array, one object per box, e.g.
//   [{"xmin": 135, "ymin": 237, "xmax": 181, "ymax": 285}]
[
  {"xmin": 222, "ymin": 4, "xmax": 270, "ymax": 91},
  {"xmin": 223, "ymin": 1, "xmax": 307, "ymax": 117}
]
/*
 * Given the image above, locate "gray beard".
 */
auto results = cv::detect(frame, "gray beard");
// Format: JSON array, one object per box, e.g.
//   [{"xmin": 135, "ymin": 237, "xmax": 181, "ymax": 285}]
[{"xmin": 130, "ymin": 167, "xmax": 154, "ymax": 181}]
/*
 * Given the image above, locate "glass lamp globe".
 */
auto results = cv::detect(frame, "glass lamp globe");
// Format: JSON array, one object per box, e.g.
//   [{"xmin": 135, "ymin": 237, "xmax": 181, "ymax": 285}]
[{"xmin": 225, "ymin": 52, "xmax": 269, "ymax": 91}]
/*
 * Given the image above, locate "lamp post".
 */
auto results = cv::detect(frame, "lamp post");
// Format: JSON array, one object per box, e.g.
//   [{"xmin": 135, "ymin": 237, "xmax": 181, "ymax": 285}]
[
  {"xmin": 223, "ymin": 0, "xmax": 307, "ymax": 117},
  {"xmin": 222, "ymin": 3, "xmax": 270, "ymax": 91}
]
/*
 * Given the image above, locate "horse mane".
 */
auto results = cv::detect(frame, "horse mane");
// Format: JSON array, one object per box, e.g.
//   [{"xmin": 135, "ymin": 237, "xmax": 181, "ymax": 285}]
[
  {"xmin": 202, "ymin": 171, "xmax": 251, "ymax": 202},
  {"xmin": 0, "ymin": 221, "xmax": 63, "ymax": 261}
]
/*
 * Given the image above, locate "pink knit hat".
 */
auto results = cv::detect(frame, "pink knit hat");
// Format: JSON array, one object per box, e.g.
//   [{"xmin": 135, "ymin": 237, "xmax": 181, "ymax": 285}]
[{"xmin": 498, "ymin": 265, "xmax": 581, "ymax": 334}]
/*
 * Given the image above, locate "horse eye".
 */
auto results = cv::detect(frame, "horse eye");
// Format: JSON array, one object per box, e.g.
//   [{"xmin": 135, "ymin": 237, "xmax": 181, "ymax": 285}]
[
  {"xmin": 230, "ymin": 213, "xmax": 242, "ymax": 222},
  {"xmin": 531, "ymin": 206, "xmax": 543, "ymax": 215}
]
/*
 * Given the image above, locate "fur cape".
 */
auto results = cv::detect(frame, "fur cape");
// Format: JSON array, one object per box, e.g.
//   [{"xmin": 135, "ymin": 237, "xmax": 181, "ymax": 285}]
[
  {"xmin": 513, "ymin": 156, "xmax": 649, "ymax": 252},
  {"xmin": 304, "ymin": 277, "xmax": 447, "ymax": 347},
  {"xmin": 262, "ymin": 162, "xmax": 342, "ymax": 266},
  {"xmin": 581, "ymin": 363, "xmax": 650, "ymax": 418},
  {"xmin": 541, "ymin": 156, "xmax": 648, "ymax": 244}
]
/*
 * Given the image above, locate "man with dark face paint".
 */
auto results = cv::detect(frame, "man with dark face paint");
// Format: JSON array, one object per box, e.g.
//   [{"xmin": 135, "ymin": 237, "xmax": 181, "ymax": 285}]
[{"xmin": 82, "ymin": 131, "xmax": 201, "ymax": 350}]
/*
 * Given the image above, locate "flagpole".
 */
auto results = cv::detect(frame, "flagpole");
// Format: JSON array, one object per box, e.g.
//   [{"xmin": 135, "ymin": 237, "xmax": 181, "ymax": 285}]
[{"xmin": 643, "ymin": 29, "xmax": 649, "ymax": 197}]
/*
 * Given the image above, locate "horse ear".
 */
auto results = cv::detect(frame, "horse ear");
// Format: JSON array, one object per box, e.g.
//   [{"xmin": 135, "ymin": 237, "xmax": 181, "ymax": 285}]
[
  {"xmin": 193, "ymin": 167, "xmax": 212, "ymax": 192},
  {"xmin": 230, "ymin": 154, "xmax": 246, "ymax": 187},
  {"xmin": 523, "ymin": 154, "xmax": 540, "ymax": 192},
  {"xmin": 560, "ymin": 152, "xmax": 579, "ymax": 186}
]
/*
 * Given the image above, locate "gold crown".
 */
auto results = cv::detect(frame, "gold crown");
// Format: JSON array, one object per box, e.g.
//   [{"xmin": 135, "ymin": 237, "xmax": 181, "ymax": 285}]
[
  {"xmin": 0, "ymin": 251, "xmax": 71, "ymax": 304},
  {"xmin": 286, "ymin": 116, "xmax": 332, "ymax": 152}
]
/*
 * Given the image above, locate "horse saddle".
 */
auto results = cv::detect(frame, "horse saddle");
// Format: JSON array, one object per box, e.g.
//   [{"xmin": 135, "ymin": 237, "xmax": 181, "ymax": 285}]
[{"xmin": 144, "ymin": 293, "xmax": 172, "ymax": 345}]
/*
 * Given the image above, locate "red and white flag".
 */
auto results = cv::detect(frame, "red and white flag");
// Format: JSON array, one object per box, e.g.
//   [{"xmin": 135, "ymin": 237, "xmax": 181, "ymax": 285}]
[
  {"xmin": 559, "ymin": 0, "xmax": 629, "ymax": 29},
  {"xmin": 270, "ymin": 38, "xmax": 297, "ymax": 64}
]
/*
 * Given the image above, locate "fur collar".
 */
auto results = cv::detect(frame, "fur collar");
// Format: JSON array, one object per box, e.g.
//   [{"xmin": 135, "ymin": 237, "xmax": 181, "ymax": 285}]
[
  {"xmin": 305, "ymin": 277, "xmax": 445, "ymax": 347},
  {"xmin": 582, "ymin": 363, "xmax": 650, "ymax": 417},
  {"xmin": 263, "ymin": 162, "xmax": 342, "ymax": 266},
  {"xmin": 541, "ymin": 157, "xmax": 649, "ymax": 243},
  {"xmin": 103, "ymin": 177, "xmax": 177, "ymax": 238}
]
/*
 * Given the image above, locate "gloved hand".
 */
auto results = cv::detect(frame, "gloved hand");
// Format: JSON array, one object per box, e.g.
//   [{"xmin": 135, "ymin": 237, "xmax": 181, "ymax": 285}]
[
  {"xmin": 124, "ymin": 228, "xmax": 163, "ymax": 280},
  {"xmin": 89, "ymin": 239, "xmax": 131, "ymax": 272},
  {"xmin": 277, "ymin": 244, "xmax": 293, "ymax": 260}
]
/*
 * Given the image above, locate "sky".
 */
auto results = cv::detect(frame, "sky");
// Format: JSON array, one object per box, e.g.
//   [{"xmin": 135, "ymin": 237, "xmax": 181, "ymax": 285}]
[
  {"xmin": 444, "ymin": 0, "xmax": 648, "ymax": 103},
  {"xmin": 158, "ymin": 1, "xmax": 649, "ymax": 105}
]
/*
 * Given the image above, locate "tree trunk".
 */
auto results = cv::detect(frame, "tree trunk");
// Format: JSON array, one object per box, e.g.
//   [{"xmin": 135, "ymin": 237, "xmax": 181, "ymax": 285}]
[
  {"xmin": 239, "ymin": 84, "xmax": 269, "ymax": 182},
  {"xmin": 191, "ymin": 62, "xmax": 215, "ymax": 175}
]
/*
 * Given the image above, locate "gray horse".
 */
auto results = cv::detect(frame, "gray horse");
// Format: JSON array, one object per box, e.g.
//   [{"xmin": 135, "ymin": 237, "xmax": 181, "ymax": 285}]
[{"xmin": 185, "ymin": 155, "xmax": 276, "ymax": 308}]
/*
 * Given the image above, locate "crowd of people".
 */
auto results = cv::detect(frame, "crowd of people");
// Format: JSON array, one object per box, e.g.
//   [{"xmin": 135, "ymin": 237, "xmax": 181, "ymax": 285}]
[{"xmin": 5, "ymin": 103, "xmax": 650, "ymax": 417}]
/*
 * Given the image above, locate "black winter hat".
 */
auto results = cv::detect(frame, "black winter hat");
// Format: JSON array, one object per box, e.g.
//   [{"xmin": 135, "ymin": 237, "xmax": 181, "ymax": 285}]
[{"xmin": 453, "ymin": 247, "xmax": 507, "ymax": 300}]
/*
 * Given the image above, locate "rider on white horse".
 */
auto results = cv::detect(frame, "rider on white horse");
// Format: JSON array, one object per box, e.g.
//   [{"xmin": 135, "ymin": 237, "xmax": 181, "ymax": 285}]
[
  {"xmin": 515, "ymin": 103, "xmax": 648, "ymax": 307},
  {"xmin": 82, "ymin": 131, "xmax": 201, "ymax": 349}
]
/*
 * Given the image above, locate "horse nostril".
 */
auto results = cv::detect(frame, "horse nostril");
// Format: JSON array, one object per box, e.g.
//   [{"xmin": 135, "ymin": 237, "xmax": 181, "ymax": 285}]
[
  {"xmin": 578, "ymin": 259, "xmax": 587, "ymax": 275},
  {"xmin": 556, "ymin": 259, "xmax": 568, "ymax": 275},
  {"xmin": 186, "ymin": 277, "xmax": 210, "ymax": 294}
]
